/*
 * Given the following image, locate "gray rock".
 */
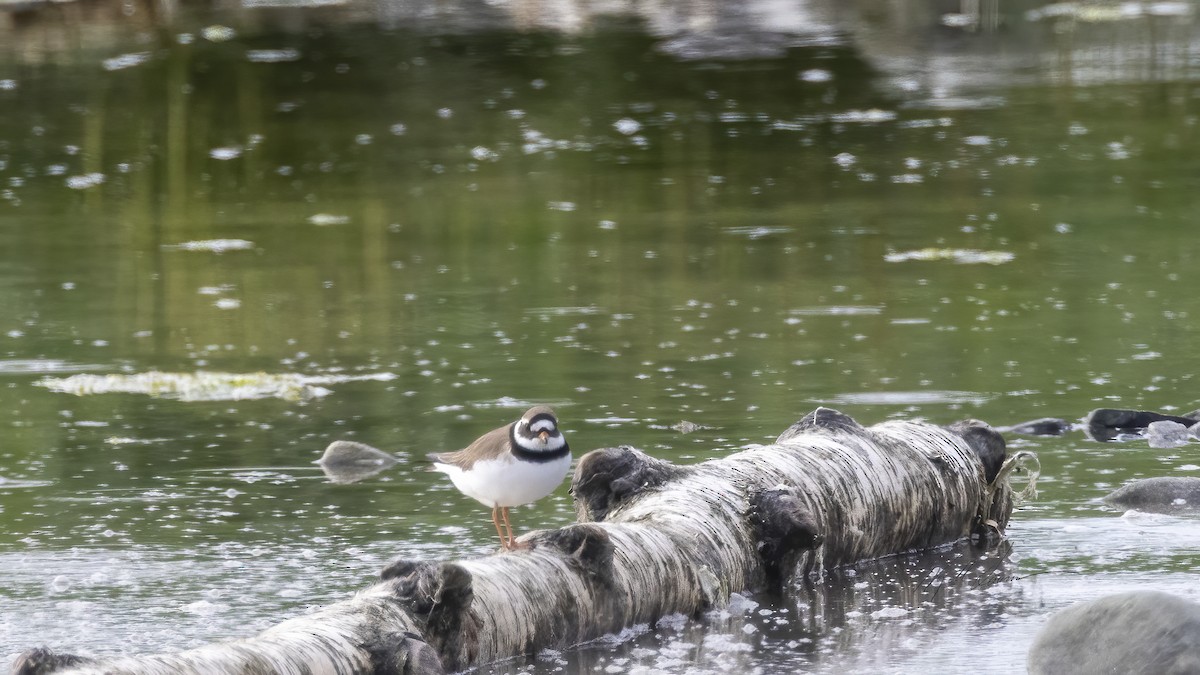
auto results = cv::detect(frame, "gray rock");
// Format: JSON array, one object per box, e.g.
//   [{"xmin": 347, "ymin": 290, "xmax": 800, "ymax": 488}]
[
  {"xmin": 315, "ymin": 440, "xmax": 400, "ymax": 484},
  {"xmin": 1028, "ymin": 591, "xmax": 1200, "ymax": 675},
  {"xmin": 1147, "ymin": 420, "xmax": 1191, "ymax": 448},
  {"xmin": 1104, "ymin": 476, "xmax": 1200, "ymax": 512}
]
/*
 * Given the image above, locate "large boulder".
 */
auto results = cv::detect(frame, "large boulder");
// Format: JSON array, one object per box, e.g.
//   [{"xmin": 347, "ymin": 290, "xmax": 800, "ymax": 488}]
[
  {"xmin": 1028, "ymin": 590, "xmax": 1200, "ymax": 674},
  {"xmin": 1104, "ymin": 477, "xmax": 1200, "ymax": 513}
]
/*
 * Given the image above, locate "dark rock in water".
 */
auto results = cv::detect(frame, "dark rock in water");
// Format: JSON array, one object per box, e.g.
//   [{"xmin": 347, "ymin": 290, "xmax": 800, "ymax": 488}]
[
  {"xmin": 1028, "ymin": 590, "xmax": 1200, "ymax": 675},
  {"xmin": 1084, "ymin": 408, "xmax": 1199, "ymax": 442},
  {"xmin": 315, "ymin": 440, "xmax": 400, "ymax": 484},
  {"xmin": 997, "ymin": 417, "xmax": 1072, "ymax": 436},
  {"xmin": 1104, "ymin": 476, "xmax": 1200, "ymax": 512}
]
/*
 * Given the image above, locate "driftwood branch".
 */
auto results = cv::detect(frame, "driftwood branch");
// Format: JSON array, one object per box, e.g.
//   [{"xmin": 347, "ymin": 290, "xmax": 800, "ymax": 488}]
[{"xmin": 13, "ymin": 407, "xmax": 1017, "ymax": 675}]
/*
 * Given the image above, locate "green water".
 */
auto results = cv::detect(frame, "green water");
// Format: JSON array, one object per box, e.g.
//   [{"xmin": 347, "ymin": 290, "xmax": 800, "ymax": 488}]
[{"xmin": 2, "ymin": 2, "xmax": 1200, "ymax": 672}]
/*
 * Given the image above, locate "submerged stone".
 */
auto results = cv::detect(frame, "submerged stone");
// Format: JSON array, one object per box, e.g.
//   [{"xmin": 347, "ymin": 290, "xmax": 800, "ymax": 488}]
[{"xmin": 315, "ymin": 440, "xmax": 400, "ymax": 484}]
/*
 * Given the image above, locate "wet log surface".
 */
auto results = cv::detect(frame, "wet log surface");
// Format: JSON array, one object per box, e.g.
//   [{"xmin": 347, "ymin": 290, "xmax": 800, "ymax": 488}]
[{"xmin": 13, "ymin": 408, "xmax": 1017, "ymax": 675}]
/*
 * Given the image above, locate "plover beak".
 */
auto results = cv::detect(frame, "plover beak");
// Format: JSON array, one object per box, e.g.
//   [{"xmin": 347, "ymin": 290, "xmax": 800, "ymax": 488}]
[{"xmin": 538, "ymin": 430, "xmax": 550, "ymax": 442}]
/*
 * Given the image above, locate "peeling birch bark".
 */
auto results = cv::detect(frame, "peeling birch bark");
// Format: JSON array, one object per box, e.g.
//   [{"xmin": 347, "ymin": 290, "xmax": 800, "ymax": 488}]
[{"xmin": 13, "ymin": 407, "xmax": 1019, "ymax": 675}]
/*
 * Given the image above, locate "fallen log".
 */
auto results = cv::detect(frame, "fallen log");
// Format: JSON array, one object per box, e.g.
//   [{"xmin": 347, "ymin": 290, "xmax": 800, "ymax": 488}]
[{"xmin": 13, "ymin": 407, "xmax": 1026, "ymax": 675}]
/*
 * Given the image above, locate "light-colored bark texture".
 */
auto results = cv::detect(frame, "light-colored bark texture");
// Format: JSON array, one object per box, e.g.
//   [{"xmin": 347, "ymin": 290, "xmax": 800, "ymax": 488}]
[{"xmin": 14, "ymin": 407, "xmax": 1021, "ymax": 675}]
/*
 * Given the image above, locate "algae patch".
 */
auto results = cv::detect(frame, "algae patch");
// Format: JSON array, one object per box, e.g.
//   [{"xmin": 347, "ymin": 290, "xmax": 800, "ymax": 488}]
[{"xmin": 35, "ymin": 371, "xmax": 394, "ymax": 402}]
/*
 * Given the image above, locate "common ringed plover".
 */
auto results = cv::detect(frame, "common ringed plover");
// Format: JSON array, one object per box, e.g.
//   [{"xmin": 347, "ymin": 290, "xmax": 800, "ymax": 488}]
[{"xmin": 427, "ymin": 405, "xmax": 570, "ymax": 549}]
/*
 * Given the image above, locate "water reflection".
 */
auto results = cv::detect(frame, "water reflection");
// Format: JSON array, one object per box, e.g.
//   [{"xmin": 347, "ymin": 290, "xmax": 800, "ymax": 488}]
[{"xmin": 483, "ymin": 542, "xmax": 1021, "ymax": 674}]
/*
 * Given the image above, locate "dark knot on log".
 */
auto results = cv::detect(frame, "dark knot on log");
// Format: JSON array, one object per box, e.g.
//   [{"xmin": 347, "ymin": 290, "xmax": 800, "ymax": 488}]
[
  {"xmin": 748, "ymin": 487, "xmax": 823, "ymax": 590},
  {"xmin": 379, "ymin": 560, "xmax": 479, "ymax": 671},
  {"xmin": 529, "ymin": 523, "xmax": 615, "ymax": 588},
  {"xmin": 571, "ymin": 445, "xmax": 686, "ymax": 522},
  {"xmin": 11, "ymin": 648, "xmax": 94, "ymax": 675},
  {"xmin": 944, "ymin": 419, "xmax": 1006, "ymax": 483},
  {"xmin": 776, "ymin": 407, "xmax": 865, "ymax": 443},
  {"xmin": 368, "ymin": 631, "xmax": 447, "ymax": 675}
]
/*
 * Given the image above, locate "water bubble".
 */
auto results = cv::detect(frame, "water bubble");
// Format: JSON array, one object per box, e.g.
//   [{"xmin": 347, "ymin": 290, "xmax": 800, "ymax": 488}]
[
  {"xmin": 246, "ymin": 49, "xmax": 301, "ymax": 63},
  {"xmin": 102, "ymin": 52, "xmax": 151, "ymax": 71},
  {"xmin": 201, "ymin": 25, "xmax": 237, "ymax": 42},
  {"xmin": 471, "ymin": 146, "xmax": 499, "ymax": 162},
  {"xmin": 209, "ymin": 147, "xmax": 242, "ymax": 160},
  {"xmin": 614, "ymin": 118, "xmax": 641, "ymax": 135},
  {"xmin": 182, "ymin": 600, "xmax": 227, "ymax": 615},
  {"xmin": 65, "ymin": 173, "xmax": 106, "ymax": 189},
  {"xmin": 799, "ymin": 68, "xmax": 832, "ymax": 83},
  {"xmin": 308, "ymin": 213, "xmax": 350, "ymax": 226},
  {"xmin": 830, "ymin": 109, "xmax": 896, "ymax": 123}
]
